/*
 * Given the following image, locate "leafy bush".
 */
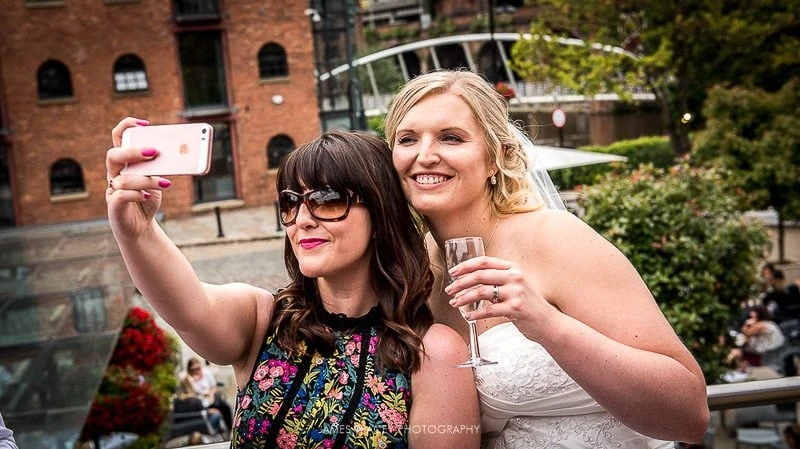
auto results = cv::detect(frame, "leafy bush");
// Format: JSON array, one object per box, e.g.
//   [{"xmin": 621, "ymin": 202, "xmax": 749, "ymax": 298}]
[
  {"xmin": 551, "ymin": 136, "xmax": 676, "ymax": 190},
  {"xmin": 367, "ymin": 115, "xmax": 385, "ymax": 139},
  {"xmin": 693, "ymin": 79, "xmax": 800, "ymax": 262},
  {"xmin": 580, "ymin": 163, "xmax": 771, "ymax": 382}
]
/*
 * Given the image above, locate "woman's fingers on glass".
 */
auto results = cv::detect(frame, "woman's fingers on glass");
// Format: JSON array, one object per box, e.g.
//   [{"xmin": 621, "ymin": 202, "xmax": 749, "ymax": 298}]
[
  {"xmin": 445, "ymin": 268, "xmax": 505, "ymax": 296},
  {"xmin": 447, "ymin": 255, "xmax": 512, "ymax": 278},
  {"xmin": 447, "ymin": 283, "xmax": 493, "ymax": 306}
]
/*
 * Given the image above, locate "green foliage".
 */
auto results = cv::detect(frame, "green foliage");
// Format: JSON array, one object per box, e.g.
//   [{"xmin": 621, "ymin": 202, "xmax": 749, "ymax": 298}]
[
  {"xmin": 367, "ymin": 115, "xmax": 385, "ymax": 139},
  {"xmin": 470, "ymin": 14, "xmax": 489, "ymax": 33},
  {"xmin": 510, "ymin": 0, "xmax": 800, "ymax": 155},
  {"xmin": 693, "ymin": 79, "xmax": 800, "ymax": 220},
  {"xmin": 580, "ymin": 164, "xmax": 771, "ymax": 382},
  {"xmin": 376, "ymin": 25, "xmax": 419, "ymax": 42},
  {"xmin": 551, "ymin": 136, "xmax": 676, "ymax": 190},
  {"xmin": 693, "ymin": 79, "xmax": 800, "ymax": 261},
  {"xmin": 364, "ymin": 25, "xmax": 380, "ymax": 46},
  {"xmin": 357, "ymin": 47, "xmax": 406, "ymax": 98},
  {"xmin": 428, "ymin": 17, "xmax": 457, "ymax": 38}
]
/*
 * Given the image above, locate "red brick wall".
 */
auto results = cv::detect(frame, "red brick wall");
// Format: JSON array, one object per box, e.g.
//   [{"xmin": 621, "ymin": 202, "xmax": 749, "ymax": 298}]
[
  {"xmin": 0, "ymin": 0, "xmax": 319, "ymax": 226},
  {"xmin": 224, "ymin": 1, "xmax": 321, "ymax": 208}
]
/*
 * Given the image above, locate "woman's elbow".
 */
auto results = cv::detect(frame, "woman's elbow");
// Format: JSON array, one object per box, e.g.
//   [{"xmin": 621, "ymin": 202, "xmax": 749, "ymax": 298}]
[{"xmin": 680, "ymin": 403, "xmax": 711, "ymax": 444}]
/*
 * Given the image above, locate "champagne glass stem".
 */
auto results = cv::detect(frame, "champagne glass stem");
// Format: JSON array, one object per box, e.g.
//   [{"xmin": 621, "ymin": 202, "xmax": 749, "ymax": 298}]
[
  {"xmin": 457, "ymin": 320, "xmax": 496, "ymax": 367},
  {"xmin": 468, "ymin": 321, "xmax": 481, "ymax": 362}
]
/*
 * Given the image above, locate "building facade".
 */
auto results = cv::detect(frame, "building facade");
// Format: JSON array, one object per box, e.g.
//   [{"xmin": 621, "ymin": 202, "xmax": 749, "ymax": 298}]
[{"xmin": 0, "ymin": 0, "xmax": 321, "ymax": 227}]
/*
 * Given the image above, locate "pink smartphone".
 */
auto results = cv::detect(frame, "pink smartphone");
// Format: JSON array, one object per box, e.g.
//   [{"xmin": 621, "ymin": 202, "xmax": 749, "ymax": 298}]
[{"xmin": 120, "ymin": 123, "xmax": 214, "ymax": 176}]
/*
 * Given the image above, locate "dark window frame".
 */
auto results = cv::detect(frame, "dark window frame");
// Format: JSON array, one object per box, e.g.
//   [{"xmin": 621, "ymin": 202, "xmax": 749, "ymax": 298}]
[
  {"xmin": 258, "ymin": 43, "xmax": 289, "ymax": 79},
  {"xmin": 37, "ymin": 60, "xmax": 74, "ymax": 100},
  {"xmin": 50, "ymin": 158, "xmax": 85, "ymax": 196},
  {"xmin": 267, "ymin": 134, "xmax": 295, "ymax": 170},
  {"xmin": 178, "ymin": 31, "xmax": 229, "ymax": 113}
]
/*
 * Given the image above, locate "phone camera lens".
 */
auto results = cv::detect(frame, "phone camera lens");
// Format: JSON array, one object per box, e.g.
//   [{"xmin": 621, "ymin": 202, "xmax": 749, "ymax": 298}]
[{"xmin": 202, "ymin": 128, "xmax": 208, "ymax": 134}]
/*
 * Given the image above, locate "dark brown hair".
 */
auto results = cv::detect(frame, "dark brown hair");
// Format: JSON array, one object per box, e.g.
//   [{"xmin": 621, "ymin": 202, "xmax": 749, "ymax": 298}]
[{"xmin": 272, "ymin": 129, "xmax": 434, "ymax": 373}]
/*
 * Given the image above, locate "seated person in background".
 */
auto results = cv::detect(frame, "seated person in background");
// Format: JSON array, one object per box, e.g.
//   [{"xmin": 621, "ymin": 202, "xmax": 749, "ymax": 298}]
[
  {"xmin": 727, "ymin": 305, "xmax": 786, "ymax": 369},
  {"xmin": 180, "ymin": 357, "xmax": 233, "ymax": 432}
]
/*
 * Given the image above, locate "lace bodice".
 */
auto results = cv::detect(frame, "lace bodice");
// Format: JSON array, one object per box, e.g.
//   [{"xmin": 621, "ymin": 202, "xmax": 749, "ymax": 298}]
[{"xmin": 474, "ymin": 322, "xmax": 673, "ymax": 449}]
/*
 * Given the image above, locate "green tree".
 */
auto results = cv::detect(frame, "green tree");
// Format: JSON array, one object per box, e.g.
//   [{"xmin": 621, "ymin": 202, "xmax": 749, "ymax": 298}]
[
  {"xmin": 580, "ymin": 164, "xmax": 771, "ymax": 382},
  {"xmin": 693, "ymin": 79, "xmax": 800, "ymax": 263},
  {"xmin": 357, "ymin": 45, "xmax": 406, "ymax": 98},
  {"xmin": 510, "ymin": 0, "xmax": 800, "ymax": 156}
]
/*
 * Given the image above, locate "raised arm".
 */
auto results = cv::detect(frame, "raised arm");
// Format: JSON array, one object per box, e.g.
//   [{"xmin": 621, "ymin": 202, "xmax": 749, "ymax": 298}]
[
  {"xmin": 409, "ymin": 324, "xmax": 480, "ymax": 449},
  {"xmin": 105, "ymin": 117, "xmax": 273, "ymax": 378}
]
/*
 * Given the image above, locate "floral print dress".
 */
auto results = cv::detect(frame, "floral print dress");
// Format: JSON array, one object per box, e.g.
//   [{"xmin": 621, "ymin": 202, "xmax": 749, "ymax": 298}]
[{"xmin": 231, "ymin": 306, "xmax": 411, "ymax": 449}]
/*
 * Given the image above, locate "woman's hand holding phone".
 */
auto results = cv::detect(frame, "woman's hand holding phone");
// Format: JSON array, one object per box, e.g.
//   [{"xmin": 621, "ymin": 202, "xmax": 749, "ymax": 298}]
[{"xmin": 106, "ymin": 117, "xmax": 175, "ymax": 238}]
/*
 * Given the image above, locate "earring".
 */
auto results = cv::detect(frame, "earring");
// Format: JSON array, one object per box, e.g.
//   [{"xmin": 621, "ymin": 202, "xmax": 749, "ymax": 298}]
[{"xmin": 490, "ymin": 171, "xmax": 497, "ymax": 186}]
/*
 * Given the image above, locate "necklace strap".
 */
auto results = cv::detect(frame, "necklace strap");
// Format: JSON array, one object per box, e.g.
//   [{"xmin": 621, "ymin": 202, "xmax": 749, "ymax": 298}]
[{"xmin": 485, "ymin": 215, "xmax": 501, "ymax": 249}]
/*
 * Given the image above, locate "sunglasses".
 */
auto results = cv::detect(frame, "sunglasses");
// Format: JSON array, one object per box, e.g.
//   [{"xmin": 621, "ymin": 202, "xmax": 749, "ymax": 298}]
[{"xmin": 278, "ymin": 187, "xmax": 361, "ymax": 226}]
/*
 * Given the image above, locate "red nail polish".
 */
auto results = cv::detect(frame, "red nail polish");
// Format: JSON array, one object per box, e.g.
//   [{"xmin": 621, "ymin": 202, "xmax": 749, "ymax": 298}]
[
  {"xmin": 141, "ymin": 148, "xmax": 157, "ymax": 157},
  {"xmin": 158, "ymin": 179, "xmax": 172, "ymax": 188},
  {"xmin": 135, "ymin": 120, "xmax": 149, "ymax": 126},
  {"xmin": 143, "ymin": 191, "xmax": 151, "ymax": 199}
]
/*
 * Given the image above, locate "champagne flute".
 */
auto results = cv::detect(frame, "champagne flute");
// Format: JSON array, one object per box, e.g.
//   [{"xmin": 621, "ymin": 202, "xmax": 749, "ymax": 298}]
[{"xmin": 445, "ymin": 236, "xmax": 498, "ymax": 368}]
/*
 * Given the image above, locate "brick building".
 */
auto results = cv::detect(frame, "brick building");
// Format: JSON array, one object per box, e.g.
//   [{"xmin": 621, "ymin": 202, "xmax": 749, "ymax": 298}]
[{"xmin": 0, "ymin": 0, "xmax": 321, "ymax": 227}]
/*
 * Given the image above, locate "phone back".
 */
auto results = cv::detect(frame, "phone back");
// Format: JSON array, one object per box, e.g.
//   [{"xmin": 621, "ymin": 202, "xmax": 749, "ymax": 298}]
[{"xmin": 120, "ymin": 123, "xmax": 213, "ymax": 176}]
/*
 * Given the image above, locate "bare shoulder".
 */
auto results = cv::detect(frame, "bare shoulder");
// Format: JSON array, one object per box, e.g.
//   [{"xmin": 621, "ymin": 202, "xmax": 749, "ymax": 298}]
[
  {"xmin": 505, "ymin": 208, "xmax": 602, "ymax": 256},
  {"xmin": 420, "ymin": 323, "xmax": 468, "ymax": 364}
]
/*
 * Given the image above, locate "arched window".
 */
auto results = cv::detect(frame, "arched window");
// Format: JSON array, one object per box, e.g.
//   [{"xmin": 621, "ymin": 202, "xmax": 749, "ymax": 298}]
[
  {"xmin": 50, "ymin": 158, "xmax": 84, "ymax": 195},
  {"xmin": 113, "ymin": 54, "xmax": 149, "ymax": 93},
  {"xmin": 37, "ymin": 59, "xmax": 73, "ymax": 100},
  {"xmin": 258, "ymin": 43, "xmax": 288, "ymax": 79},
  {"xmin": 267, "ymin": 135, "xmax": 295, "ymax": 169}
]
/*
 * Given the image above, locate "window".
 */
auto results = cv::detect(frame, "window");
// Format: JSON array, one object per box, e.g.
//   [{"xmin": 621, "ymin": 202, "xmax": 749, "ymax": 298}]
[
  {"xmin": 50, "ymin": 159, "xmax": 84, "ymax": 195},
  {"xmin": 267, "ymin": 135, "xmax": 295, "ymax": 169},
  {"xmin": 258, "ymin": 43, "xmax": 288, "ymax": 79},
  {"xmin": 37, "ymin": 60, "xmax": 73, "ymax": 100},
  {"xmin": 178, "ymin": 31, "xmax": 228, "ymax": 111},
  {"xmin": 113, "ymin": 54, "xmax": 149, "ymax": 93},
  {"xmin": 173, "ymin": 0, "xmax": 221, "ymax": 22}
]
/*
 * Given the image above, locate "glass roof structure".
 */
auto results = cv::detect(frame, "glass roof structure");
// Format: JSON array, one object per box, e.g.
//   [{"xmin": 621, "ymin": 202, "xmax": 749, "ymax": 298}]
[{"xmin": 0, "ymin": 219, "xmax": 135, "ymax": 448}]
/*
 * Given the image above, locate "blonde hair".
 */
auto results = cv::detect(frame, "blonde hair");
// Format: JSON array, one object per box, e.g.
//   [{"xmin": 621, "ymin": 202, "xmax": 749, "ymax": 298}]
[{"xmin": 384, "ymin": 70, "xmax": 542, "ymax": 214}]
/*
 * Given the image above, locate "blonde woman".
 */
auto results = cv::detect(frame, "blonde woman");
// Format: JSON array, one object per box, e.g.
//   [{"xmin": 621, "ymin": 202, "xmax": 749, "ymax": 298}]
[{"xmin": 384, "ymin": 70, "xmax": 710, "ymax": 448}]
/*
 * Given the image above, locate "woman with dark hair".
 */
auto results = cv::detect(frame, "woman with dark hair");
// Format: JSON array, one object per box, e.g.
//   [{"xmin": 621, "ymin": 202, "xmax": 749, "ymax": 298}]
[{"xmin": 105, "ymin": 119, "xmax": 479, "ymax": 449}]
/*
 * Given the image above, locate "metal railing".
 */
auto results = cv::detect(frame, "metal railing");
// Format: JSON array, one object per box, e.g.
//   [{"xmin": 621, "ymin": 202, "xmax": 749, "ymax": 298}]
[{"xmin": 708, "ymin": 376, "xmax": 800, "ymax": 410}]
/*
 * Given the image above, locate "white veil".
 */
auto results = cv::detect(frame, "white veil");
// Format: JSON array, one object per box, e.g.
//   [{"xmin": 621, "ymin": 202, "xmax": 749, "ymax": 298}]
[{"xmin": 509, "ymin": 125, "xmax": 567, "ymax": 211}]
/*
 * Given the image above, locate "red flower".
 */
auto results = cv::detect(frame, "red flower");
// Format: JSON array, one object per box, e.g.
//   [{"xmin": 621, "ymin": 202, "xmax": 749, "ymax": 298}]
[
  {"xmin": 495, "ymin": 82, "xmax": 516, "ymax": 99},
  {"xmin": 109, "ymin": 307, "xmax": 170, "ymax": 371},
  {"xmin": 80, "ymin": 307, "xmax": 173, "ymax": 443}
]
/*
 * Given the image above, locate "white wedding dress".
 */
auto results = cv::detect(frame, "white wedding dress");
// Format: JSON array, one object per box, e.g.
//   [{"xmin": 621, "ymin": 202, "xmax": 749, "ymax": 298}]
[{"xmin": 475, "ymin": 322, "xmax": 674, "ymax": 449}]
